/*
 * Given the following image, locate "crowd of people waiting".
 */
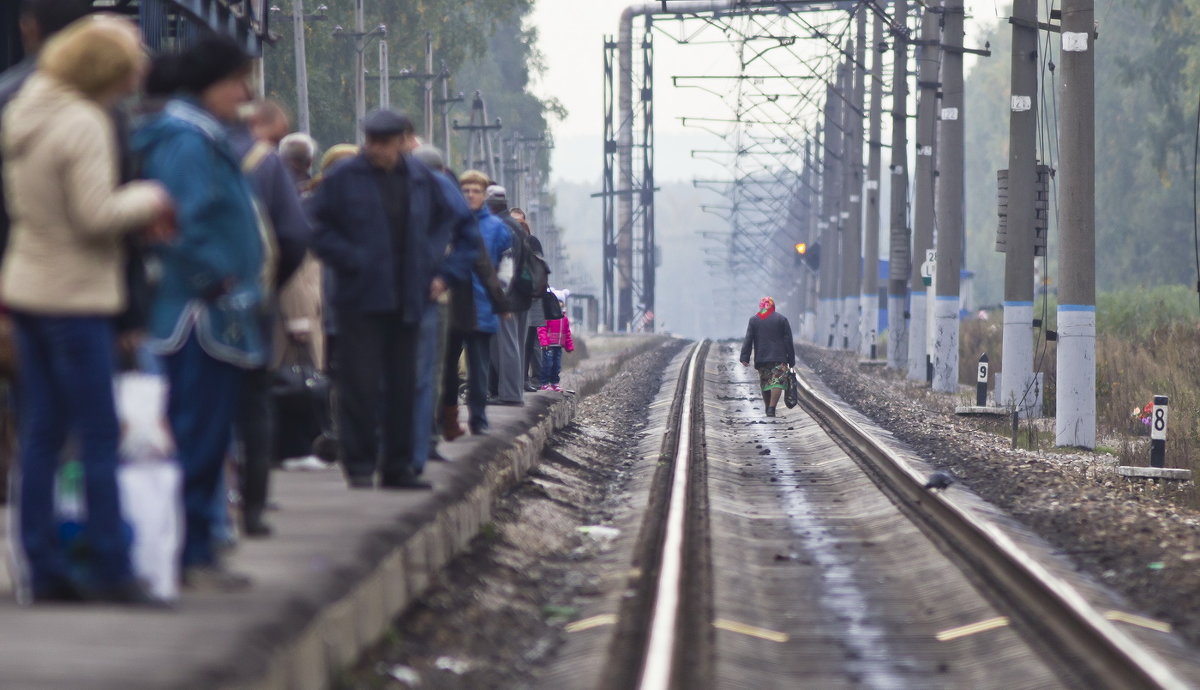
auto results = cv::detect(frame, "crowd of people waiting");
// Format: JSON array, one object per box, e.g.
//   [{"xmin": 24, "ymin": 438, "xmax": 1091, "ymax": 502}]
[{"xmin": 0, "ymin": 0, "xmax": 572, "ymax": 606}]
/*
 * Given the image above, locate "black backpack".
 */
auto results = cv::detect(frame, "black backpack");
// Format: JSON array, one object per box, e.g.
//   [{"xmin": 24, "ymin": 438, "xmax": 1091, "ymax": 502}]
[
  {"xmin": 504, "ymin": 222, "xmax": 534, "ymax": 311},
  {"xmin": 542, "ymin": 290, "xmax": 563, "ymax": 320}
]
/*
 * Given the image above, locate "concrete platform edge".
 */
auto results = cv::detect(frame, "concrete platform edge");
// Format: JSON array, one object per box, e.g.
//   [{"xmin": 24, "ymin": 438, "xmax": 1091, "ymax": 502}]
[{"xmin": 226, "ymin": 338, "xmax": 666, "ymax": 690}]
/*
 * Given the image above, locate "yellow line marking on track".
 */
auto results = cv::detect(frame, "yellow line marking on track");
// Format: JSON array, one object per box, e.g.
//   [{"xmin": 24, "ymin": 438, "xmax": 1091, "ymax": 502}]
[
  {"xmin": 713, "ymin": 618, "xmax": 789, "ymax": 643},
  {"xmin": 935, "ymin": 616, "xmax": 1010, "ymax": 641},
  {"xmin": 1105, "ymin": 610, "xmax": 1173, "ymax": 633},
  {"xmin": 565, "ymin": 614, "xmax": 618, "ymax": 633}
]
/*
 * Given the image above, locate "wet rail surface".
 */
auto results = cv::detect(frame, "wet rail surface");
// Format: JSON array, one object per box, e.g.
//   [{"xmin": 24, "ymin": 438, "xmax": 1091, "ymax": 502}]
[{"xmin": 603, "ymin": 341, "xmax": 1194, "ymax": 689}]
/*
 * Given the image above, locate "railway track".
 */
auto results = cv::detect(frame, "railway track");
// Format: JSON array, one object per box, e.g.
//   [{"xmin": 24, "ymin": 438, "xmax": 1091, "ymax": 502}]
[{"xmin": 601, "ymin": 340, "xmax": 1193, "ymax": 689}]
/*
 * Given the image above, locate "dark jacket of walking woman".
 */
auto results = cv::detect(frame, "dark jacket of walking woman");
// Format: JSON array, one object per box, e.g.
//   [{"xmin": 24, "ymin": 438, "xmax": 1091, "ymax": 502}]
[{"xmin": 740, "ymin": 297, "xmax": 795, "ymax": 418}]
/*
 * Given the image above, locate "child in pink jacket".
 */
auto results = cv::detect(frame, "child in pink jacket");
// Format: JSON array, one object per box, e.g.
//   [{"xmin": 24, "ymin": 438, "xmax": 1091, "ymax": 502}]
[{"xmin": 537, "ymin": 299, "xmax": 574, "ymax": 391}]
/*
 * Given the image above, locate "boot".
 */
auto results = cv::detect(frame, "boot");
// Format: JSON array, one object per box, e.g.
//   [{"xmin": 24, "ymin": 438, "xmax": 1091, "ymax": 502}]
[
  {"xmin": 762, "ymin": 391, "xmax": 770, "ymax": 412},
  {"xmin": 441, "ymin": 405, "xmax": 465, "ymax": 441}
]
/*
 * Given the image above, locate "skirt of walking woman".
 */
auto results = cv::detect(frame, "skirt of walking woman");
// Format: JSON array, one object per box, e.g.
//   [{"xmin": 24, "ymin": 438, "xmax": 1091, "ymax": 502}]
[{"xmin": 757, "ymin": 362, "xmax": 790, "ymax": 392}]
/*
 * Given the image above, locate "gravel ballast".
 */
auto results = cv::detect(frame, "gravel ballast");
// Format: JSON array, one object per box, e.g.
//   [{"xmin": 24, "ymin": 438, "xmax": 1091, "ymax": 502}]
[{"xmin": 800, "ymin": 344, "xmax": 1200, "ymax": 648}]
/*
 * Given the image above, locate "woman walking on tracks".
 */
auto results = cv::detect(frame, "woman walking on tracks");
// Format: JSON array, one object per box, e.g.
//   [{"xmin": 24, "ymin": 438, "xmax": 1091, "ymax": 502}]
[{"xmin": 739, "ymin": 297, "xmax": 795, "ymax": 418}]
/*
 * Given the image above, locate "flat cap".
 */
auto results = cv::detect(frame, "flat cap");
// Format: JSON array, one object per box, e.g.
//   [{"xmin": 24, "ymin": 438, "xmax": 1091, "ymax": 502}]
[
  {"xmin": 363, "ymin": 109, "xmax": 414, "ymax": 137},
  {"xmin": 485, "ymin": 184, "xmax": 507, "ymax": 200}
]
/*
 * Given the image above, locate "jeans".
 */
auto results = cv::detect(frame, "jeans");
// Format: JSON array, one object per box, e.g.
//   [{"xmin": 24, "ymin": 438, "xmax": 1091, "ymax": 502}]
[
  {"xmin": 412, "ymin": 302, "xmax": 440, "ymax": 474},
  {"xmin": 443, "ymin": 330, "xmax": 492, "ymax": 430},
  {"xmin": 13, "ymin": 313, "xmax": 132, "ymax": 591},
  {"xmin": 541, "ymin": 346, "xmax": 563, "ymax": 386},
  {"xmin": 164, "ymin": 331, "xmax": 242, "ymax": 568},
  {"xmin": 335, "ymin": 311, "xmax": 420, "ymax": 481}
]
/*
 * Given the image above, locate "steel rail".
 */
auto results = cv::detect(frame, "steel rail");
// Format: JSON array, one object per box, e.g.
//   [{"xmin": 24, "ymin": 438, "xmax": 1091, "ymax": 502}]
[
  {"xmin": 790, "ymin": 367, "xmax": 1191, "ymax": 690},
  {"xmin": 636, "ymin": 340, "xmax": 708, "ymax": 690}
]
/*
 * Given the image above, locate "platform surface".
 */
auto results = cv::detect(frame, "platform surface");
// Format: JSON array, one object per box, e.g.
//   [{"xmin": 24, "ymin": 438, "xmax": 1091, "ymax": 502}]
[{"xmin": 0, "ymin": 334, "xmax": 663, "ymax": 690}]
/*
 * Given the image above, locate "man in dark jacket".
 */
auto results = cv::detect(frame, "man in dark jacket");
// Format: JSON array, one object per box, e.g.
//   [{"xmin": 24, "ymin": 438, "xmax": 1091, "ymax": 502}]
[
  {"xmin": 740, "ymin": 296, "xmax": 795, "ymax": 418},
  {"xmin": 310, "ymin": 110, "xmax": 474, "ymax": 489}
]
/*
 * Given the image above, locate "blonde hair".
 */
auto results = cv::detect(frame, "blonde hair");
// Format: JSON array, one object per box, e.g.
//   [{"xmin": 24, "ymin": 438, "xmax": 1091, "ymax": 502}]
[
  {"xmin": 39, "ymin": 15, "xmax": 145, "ymax": 101},
  {"xmin": 458, "ymin": 169, "xmax": 489, "ymax": 189}
]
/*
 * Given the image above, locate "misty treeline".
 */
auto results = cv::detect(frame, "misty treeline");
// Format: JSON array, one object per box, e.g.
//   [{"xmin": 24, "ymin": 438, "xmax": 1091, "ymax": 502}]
[
  {"xmin": 964, "ymin": 0, "xmax": 1197, "ymax": 307},
  {"xmin": 262, "ymin": 0, "xmax": 564, "ymax": 175}
]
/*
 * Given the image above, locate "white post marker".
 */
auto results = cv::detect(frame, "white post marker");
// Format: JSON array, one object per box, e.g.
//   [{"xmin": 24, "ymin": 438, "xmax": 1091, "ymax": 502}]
[
  {"xmin": 1118, "ymin": 393, "xmax": 1189, "ymax": 480},
  {"xmin": 976, "ymin": 353, "xmax": 989, "ymax": 406},
  {"xmin": 1150, "ymin": 395, "xmax": 1168, "ymax": 468}
]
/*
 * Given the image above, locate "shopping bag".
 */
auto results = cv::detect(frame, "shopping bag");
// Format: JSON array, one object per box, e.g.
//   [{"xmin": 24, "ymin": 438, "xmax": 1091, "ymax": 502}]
[
  {"xmin": 784, "ymin": 368, "xmax": 800, "ymax": 409},
  {"xmin": 117, "ymin": 462, "xmax": 181, "ymax": 600},
  {"xmin": 115, "ymin": 373, "xmax": 182, "ymax": 600}
]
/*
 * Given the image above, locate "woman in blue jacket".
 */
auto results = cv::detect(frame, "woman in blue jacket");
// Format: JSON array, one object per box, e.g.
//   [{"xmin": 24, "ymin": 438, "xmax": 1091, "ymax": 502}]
[{"xmin": 132, "ymin": 36, "xmax": 266, "ymax": 590}]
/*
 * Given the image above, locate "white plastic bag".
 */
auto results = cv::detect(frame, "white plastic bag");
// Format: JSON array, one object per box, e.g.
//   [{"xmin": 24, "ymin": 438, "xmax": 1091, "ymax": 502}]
[
  {"xmin": 117, "ymin": 462, "xmax": 181, "ymax": 600},
  {"xmin": 115, "ymin": 373, "xmax": 182, "ymax": 600}
]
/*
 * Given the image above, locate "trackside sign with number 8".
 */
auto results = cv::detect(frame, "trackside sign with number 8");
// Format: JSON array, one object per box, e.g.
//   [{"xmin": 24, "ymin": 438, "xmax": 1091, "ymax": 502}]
[
  {"xmin": 977, "ymin": 362, "xmax": 988, "ymax": 383},
  {"xmin": 1152, "ymin": 403, "xmax": 1168, "ymax": 441}
]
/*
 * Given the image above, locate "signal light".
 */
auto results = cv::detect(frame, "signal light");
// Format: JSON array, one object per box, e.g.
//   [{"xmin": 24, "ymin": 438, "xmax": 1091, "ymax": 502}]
[{"xmin": 794, "ymin": 242, "xmax": 808, "ymax": 255}]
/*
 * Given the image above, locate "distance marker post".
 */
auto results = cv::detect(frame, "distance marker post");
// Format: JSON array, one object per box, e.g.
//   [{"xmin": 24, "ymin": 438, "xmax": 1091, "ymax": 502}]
[
  {"xmin": 1150, "ymin": 395, "xmax": 1168, "ymax": 468},
  {"xmin": 976, "ymin": 354, "xmax": 989, "ymax": 407},
  {"xmin": 1117, "ymin": 393, "xmax": 1189, "ymax": 480}
]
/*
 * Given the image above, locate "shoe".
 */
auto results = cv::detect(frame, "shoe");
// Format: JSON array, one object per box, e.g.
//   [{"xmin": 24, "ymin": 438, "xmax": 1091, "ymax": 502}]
[
  {"xmin": 489, "ymin": 399, "xmax": 524, "ymax": 407},
  {"xmin": 83, "ymin": 579, "xmax": 171, "ymax": 608},
  {"xmin": 766, "ymin": 407, "xmax": 776, "ymax": 418},
  {"xmin": 30, "ymin": 579, "xmax": 85, "ymax": 604},
  {"xmin": 243, "ymin": 512, "xmax": 273, "ymax": 538},
  {"xmin": 550, "ymin": 384, "xmax": 563, "ymax": 392},
  {"xmin": 524, "ymin": 384, "xmax": 539, "ymax": 392},
  {"xmin": 469, "ymin": 421, "xmax": 488, "ymax": 435},
  {"xmin": 539, "ymin": 384, "xmax": 551, "ymax": 391},
  {"xmin": 346, "ymin": 474, "xmax": 374, "ymax": 489},
  {"xmin": 283, "ymin": 455, "xmax": 334, "ymax": 471},
  {"xmin": 441, "ymin": 405, "xmax": 465, "ymax": 441},
  {"xmin": 182, "ymin": 565, "xmax": 252, "ymax": 592},
  {"xmin": 380, "ymin": 468, "xmax": 433, "ymax": 490}
]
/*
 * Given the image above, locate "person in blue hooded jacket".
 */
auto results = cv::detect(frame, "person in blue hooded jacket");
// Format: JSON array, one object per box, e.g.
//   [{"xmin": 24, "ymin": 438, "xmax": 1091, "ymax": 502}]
[
  {"xmin": 309, "ymin": 110, "xmax": 474, "ymax": 490},
  {"xmin": 131, "ymin": 36, "xmax": 266, "ymax": 591},
  {"xmin": 440, "ymin": 169, "xmax": 512, "ymax": 437}
]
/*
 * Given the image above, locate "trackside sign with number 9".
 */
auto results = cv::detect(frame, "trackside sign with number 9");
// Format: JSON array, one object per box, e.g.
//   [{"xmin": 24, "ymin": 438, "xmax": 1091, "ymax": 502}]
[{"xmin": 977, "ymin": 362, "xmax": 988, "ymax": 383}]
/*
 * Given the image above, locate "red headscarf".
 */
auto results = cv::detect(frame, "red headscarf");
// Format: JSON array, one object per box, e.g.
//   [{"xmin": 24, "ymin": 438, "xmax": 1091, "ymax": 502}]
[{"xmin": 757, "ymin": 296, "xmax": 775, "ymax": 319}]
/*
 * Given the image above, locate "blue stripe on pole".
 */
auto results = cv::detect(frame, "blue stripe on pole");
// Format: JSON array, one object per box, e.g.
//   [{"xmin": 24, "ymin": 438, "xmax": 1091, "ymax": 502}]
[
  {"xmin": 935, "ymin": 295, "xmax": 959, "ymax": 301},
  {"xmin": 1057, "ymin": 304, "xmax": 1096, "ymax": 312},
  {"xmin": 1003, "ymin": 300, "xmax": 1034, "ymax": 308},
  {"xmin": 911, "ymin": 291, "xmax": 926, "ymax": 296}
]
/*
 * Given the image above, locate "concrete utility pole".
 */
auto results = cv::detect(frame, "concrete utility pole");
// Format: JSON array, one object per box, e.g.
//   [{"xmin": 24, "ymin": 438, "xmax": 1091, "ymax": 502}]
[
  {"xmin": 803, "ymin": 137, "xmax": 818, "ymax": 342},
  {"xmin": 378, "ymin": 40, "xmax": 389, "ymax": 109},
  {"xmin": 887, "ymin": 0, "xmax": 910, "ymax": 369},
  {"xmin": 292, "ymin": 0, "xmax": 311, "ymax": 134},
  {"xmin": 820, "ymin": 77, "xmax": 843, "ymax": 348},
  {"xmin": 1055, "ymin": 0, "xmax": 1096, "ymax": 446},
  {"xmin": 933, "ymin": 0, "xmax": 965, "ymax": 393},
  {"xmin": 424, "ymin": 32, "xmax": 435, "ymax": 142},
  {"xmin": 861, "ymin": 10, "xmax": 884, "ymax": 358},
  {"xmin": 354, "ymin": 0, "xmax": 365, "ymax": 143},
  {"xmin": 1001, "ymin": 0, "xmax": 1039, "ymax": 416},
  {"xmin": 840, "ymin": 12, "xmax": 867, "ymax": 353},
  {"xmin": 908, "ymin": 5, "xmax": 939, "ymax": 380}
]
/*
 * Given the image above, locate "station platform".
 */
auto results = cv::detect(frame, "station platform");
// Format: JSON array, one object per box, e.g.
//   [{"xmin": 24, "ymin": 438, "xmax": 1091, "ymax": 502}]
[{"xmin": 0, "ymin": 335, "xmax": 664, "ymax": 690}]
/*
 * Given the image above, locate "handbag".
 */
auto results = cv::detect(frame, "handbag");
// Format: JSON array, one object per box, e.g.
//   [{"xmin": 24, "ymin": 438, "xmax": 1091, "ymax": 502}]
[
  {"xmin": 784, "ymin": 367, "xmax": 800, "ymax": 409},
  {"xmin": 542, "ymin": 290, "xmax": 563, "ymax": 320}
]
